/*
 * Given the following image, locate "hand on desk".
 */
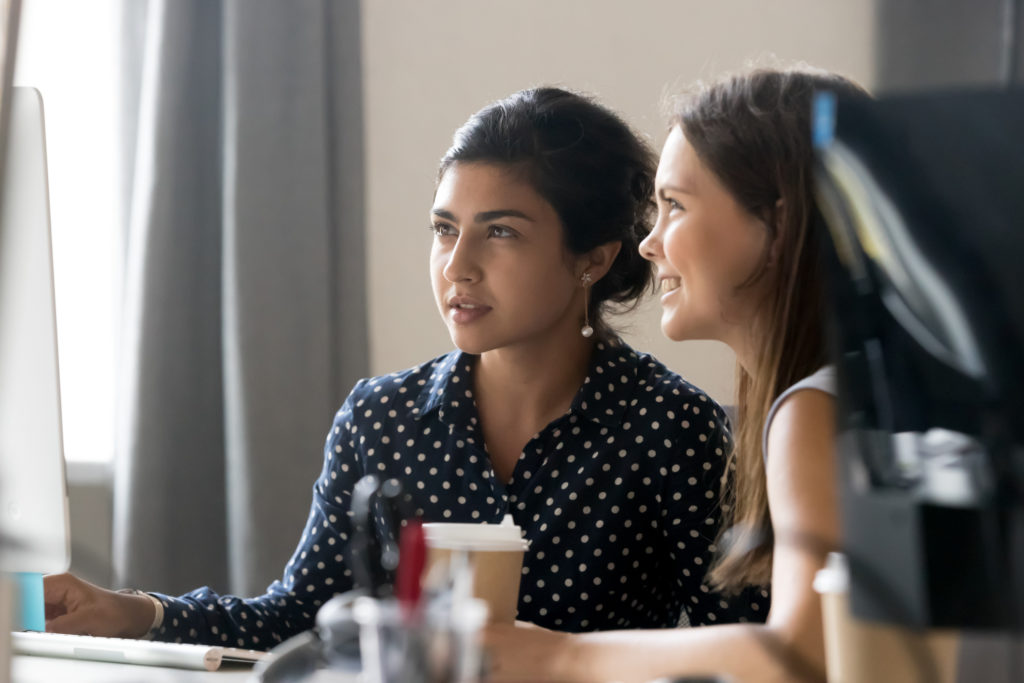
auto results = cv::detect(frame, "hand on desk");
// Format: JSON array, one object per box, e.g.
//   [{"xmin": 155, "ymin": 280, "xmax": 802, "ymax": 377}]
[
  {"xmin": 43, "ymin": 573, "xmax": 155, "ymax": 639},
  {"xmin": 483, "ymin": 620, "xmax": 582, "ymax": 682}
]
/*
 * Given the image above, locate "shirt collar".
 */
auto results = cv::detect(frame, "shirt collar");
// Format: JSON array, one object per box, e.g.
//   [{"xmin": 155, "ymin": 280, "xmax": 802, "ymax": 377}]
[
  {"xmin": 568, "ymin": 340, "xmax": 639, "ymax": 428},
  {"xmin": 411, "ymin": 351, "xmax": 478, "ymax": 429},
  {"xmin": 412, "ymin": 341, "xmax": 639, "ymax": 429}
]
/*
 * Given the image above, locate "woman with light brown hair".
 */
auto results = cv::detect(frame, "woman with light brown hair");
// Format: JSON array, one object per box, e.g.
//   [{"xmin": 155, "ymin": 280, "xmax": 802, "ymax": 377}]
[{"xmin": 486, "ymin": 66, "xmax": 869, "ymax": 683}]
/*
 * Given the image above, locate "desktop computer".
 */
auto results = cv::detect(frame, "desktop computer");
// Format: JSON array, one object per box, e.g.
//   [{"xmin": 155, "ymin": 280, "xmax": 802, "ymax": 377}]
[
  {"xmin": 0, "ymin": 83, "xmax": 70, "ymax": 654},
  {"xmin": 814, "ymin": 86, "xmax": 1024, "ymax": 680},
  {"xmin": 0, "ymin": 86, "xmax": 70, "ymax": 579},
  {"xmin": 1, "ymin": 1, "xmax": 72, "ymax": 672}
]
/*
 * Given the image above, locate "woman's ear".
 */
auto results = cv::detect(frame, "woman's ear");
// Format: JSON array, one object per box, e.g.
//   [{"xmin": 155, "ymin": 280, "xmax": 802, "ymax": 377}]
[{"xmin": 579, "ymin": 241, "xmax": 622, "ymax": 282}]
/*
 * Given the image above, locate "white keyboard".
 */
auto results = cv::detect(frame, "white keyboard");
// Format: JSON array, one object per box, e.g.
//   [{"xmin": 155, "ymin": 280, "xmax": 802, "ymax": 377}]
[{"xmin": 12, "ymin": 631, "xmax": 270, "ymax": 671}]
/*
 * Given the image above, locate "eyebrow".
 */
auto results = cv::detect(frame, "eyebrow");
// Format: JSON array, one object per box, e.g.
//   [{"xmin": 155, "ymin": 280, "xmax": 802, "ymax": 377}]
[
  {"xmin": 431, "ymin": 208, "xmax": 536, "ymax": 223},
  {"xmin": 658, "ymin": 183, "xmax": 696, "ymax": 196}
]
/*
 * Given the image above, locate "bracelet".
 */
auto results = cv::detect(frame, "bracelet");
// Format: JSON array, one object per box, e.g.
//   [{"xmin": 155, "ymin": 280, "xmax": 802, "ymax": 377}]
[{"xmin": 117, "ymin": 588, "xmax": 164, "ymax": 637}]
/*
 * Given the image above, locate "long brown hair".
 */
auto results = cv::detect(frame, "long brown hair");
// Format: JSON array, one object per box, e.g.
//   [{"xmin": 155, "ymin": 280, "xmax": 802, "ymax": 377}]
[{"xmin": 674, "ymin": 67, "xmax": 868, "ymax": 592}]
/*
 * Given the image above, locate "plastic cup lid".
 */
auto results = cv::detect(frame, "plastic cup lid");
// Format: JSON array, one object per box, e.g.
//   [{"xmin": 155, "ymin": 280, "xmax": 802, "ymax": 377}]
[
  {"xmin": 422, "ymin": 518, "xmax": 529, "ymax": 551},
  {"xmin": 812, "ymin": 552, "xmax": 850, "ymax": 594}
]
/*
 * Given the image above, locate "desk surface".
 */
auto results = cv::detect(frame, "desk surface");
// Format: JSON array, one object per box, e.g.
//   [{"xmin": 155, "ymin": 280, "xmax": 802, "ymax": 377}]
[
  {"xmin": 12, "ymin": 655, "xmax": 256, "ymax": 682},
  {"xmin": 11, "ymin": 655, "xmax": 361, "ymax": 682}
]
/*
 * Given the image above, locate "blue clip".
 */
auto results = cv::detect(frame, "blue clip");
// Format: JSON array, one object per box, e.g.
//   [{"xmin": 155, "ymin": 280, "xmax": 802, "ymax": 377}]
[{"xmin": 813, "ymin": 91, "xmax": 838, "ymax": 150}]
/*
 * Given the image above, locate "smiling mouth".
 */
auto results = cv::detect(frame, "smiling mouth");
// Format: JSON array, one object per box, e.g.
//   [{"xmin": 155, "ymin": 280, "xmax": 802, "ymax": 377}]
[{"xmin": 661, "ymin": 278, "xmax": 681, "ymax": 294}]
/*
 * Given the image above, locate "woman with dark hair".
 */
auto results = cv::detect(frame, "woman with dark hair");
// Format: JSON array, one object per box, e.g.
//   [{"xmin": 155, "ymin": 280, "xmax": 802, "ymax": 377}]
[
  {"xmin": 43, "ymin": 87, "xmax": 762, "ymax": 647},
  {"xmin": 486, "ymin": 68, "xmax": 869, "ymax": 683}
]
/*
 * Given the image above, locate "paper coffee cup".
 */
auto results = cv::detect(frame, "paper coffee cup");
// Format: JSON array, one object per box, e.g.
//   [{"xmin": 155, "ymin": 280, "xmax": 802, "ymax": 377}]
[
  {"xmin": 423, "ymin": 516, "xmax": 529, "ymax": 624},
  {"xmin": 814, "ymin": 553, "xmax": 958, "ymax": 683}
]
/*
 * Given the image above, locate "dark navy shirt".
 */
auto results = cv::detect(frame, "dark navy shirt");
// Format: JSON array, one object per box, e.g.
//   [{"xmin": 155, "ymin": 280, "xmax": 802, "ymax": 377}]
[{"xmin": 150, "ymin": 341, "xmax": 769, "ymax": 648}]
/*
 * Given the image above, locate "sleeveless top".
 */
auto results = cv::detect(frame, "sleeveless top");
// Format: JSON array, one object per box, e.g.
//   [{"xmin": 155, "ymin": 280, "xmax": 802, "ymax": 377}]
[{"xmin": 761, "ymin": 365, "xmax": 836, "ymax": 461}]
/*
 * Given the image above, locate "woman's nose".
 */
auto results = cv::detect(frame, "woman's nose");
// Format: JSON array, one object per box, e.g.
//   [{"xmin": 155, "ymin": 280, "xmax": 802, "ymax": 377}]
[
  {"xmin": 442, "ymin": 235, "xmax": 481, "ymax": 283},
  {"xmin": 639, "ymin": 221, "xmax": 663, "ymax": 261}
]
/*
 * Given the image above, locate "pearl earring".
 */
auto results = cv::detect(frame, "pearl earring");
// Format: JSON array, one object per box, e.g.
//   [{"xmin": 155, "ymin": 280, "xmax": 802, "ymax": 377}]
[{"xmin": 580, "ymin": 272, "xmax": 594, "ymax": 338}]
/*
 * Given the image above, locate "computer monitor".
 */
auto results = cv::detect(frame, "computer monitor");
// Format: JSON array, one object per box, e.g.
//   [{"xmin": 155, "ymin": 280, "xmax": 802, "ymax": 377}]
[
  {"xmin": 0, "ymin": 85, "xmax": 71, "ymax": 574},
  {"xmin": 0, "ymin": 0, "xmax": 22, "ymax": 196},
  {"xmin": 813, "ymin": 86, "xmax": 1024, "ymax": 631}
]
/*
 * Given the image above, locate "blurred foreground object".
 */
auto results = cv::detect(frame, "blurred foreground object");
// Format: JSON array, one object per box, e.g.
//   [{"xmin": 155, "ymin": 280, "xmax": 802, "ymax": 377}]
[{"xmin": 814, "ymin": 86, "xmax": 1024, "ymax": 632}]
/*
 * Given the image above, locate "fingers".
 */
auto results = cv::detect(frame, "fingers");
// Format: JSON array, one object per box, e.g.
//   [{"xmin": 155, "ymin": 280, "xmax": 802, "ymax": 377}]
[
  {"xmin": 43, "ymin": 572, "xmax": 83, "ymax": 605},
  {"xmin": 44, "ymin": 602, "xmax": 68, "ymax": 621},
  {"xmin": 45, "ymin": 609, "xmax": 98, "ymax": 636},
  {"xmin": 512, "ymin": 619, "xmax": 541, "ymax": 629},
  {"xmin": 43, "ymin": 573, "xmax": 78, "ymax": 622},
  {"xmin": 41, "ymin": 572, "xmax": 114, "ymax": 637}
]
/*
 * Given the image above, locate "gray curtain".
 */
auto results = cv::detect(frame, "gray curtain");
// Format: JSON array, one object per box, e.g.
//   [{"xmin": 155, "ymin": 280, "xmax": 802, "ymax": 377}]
[{"xmin": 112, "ymin": 0, "xmax": 367, "ymax": 598}]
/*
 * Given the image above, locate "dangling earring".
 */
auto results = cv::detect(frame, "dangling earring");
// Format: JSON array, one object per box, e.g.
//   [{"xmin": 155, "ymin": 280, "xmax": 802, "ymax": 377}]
[{"xmin": 580, "ymin": 272, "xmax": 594, "ymax": 338}]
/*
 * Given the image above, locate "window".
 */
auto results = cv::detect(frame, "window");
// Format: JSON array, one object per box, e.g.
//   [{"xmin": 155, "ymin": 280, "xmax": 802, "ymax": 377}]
[{"xmin": 13, "ymin": 0, "xmax": 121, "ymax": 464}]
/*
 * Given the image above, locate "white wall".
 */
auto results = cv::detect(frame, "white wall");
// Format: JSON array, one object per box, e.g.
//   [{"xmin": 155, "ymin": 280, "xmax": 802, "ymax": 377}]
[{"xmin": 362, "ymin": 0, "xmax": 876, "ymax": 403}]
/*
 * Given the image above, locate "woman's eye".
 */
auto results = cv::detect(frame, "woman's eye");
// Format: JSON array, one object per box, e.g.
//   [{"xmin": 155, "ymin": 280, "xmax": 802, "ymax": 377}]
[
  {"xmin": 667, "ymin": 198, "xmax": 685, "ymax": 212},
  {"xmin": 430, "ymin": 223, "xmax": 456, "ymax": 237},
  {"xmin": 488, "ymin": 225, "xmax": 516, "ymax": 238}
]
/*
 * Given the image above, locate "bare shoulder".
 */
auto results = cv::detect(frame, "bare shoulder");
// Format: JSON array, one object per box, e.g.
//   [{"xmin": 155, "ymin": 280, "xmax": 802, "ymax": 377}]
[
  {"xmin": 764, "ymin": 389, "xmax": 838, "ymax": 530},
  {"xmin": 766, "ymin": 389, "xmax": 835, "ymax": 469}
]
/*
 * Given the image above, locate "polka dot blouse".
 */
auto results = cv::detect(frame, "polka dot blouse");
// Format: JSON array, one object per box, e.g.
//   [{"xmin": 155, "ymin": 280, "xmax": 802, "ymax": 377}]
[{"xmin": 149, "ymin": 341, "xmax": 769, "ymax": 648}]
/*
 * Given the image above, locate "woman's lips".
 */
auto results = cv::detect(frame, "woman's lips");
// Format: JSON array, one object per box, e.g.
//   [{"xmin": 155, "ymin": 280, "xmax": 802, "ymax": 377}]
[
  {"xmin": 655, "ymin": 278, "xmax": 679, "ymax": 305},
  {"xmin": 448, "ymin": 298, "xmax": 492, "ymax": 324}
]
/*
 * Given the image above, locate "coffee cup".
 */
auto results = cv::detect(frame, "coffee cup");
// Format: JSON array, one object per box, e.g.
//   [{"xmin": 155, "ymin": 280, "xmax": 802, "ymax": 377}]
[
  {"xmin": 814, "ymin": 552, "xmax": 959, "ymax": 683},
  {"xmin": 422, "ymin": 516, "xmax": 529, "ymax": 624}
]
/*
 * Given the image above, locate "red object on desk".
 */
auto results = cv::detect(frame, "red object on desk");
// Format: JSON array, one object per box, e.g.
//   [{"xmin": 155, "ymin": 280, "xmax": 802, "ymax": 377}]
[{"xmin": 396, "ymin": 519, "xmax": 426, "ymax": 617}]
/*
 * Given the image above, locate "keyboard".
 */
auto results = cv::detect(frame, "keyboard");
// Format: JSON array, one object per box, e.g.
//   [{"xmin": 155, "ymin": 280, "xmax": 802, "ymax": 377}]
[{"xmin": 12, "ymin": 631, "xmax": 270, "ymax": 671}]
